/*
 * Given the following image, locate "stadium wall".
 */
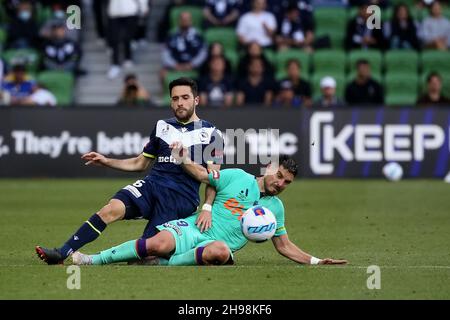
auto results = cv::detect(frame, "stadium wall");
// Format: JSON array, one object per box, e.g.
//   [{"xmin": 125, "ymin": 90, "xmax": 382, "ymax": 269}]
[{"xmin": 0, "ymin": 107, "xmax": 449, "ymax": 178}]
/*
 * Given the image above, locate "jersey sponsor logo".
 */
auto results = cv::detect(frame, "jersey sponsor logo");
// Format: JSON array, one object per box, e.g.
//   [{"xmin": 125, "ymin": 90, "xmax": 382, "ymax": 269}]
[
  {"xmin": 224, "ymin": 198, "xmax": 245, "ymax": 220},
  {"xmin": 162, "ymin": 222, "xmax": 182, "ymax": 236},
  {"xmin": 157, "ymin": 155, "xmax": 180, "ymax": 164}
]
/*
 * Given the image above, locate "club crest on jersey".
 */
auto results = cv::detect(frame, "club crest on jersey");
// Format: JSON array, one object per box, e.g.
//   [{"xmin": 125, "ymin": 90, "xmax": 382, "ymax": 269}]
[{"xmin": 200, "ymin": 129, "xmax": 209, "ymax": 143}]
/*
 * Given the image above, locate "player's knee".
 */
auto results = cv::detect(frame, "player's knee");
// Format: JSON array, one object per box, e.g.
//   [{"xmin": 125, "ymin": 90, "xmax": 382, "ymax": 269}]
[
  {"xmin": 206, "ymin": 242, "xmax": 230, "ymax": 265},
  {"xmin": 146, "ymin": 233, "xmax": 173, "ymax": 255},
  {"xmin": 97, "ymin": 200, "xmax": 125, "ymax": 224}
]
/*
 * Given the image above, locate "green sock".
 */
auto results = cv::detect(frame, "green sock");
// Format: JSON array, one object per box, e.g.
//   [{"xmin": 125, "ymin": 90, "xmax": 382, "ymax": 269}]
[
  {"xmin": 168, "ymin": 246, "xmax": 204, "ymax": 266},
  {"xmin": 91, "ymin": 240, "xmax": 139, "ymax": 265}
]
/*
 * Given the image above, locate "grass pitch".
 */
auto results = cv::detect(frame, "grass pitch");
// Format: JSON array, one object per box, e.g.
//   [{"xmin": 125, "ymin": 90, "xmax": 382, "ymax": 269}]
[{"xmin": 0, "ymin": 178, "xmax": 449, "ymax": 299}]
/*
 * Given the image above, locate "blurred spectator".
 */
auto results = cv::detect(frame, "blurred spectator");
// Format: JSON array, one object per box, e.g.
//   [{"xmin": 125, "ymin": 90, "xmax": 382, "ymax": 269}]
[
  {"xmin": 117, "ymin": 73, "xmax": 151, "ymax": 106},
  {"xmin": 313, "ymin": 76, "xmax": 345, "ymax": 108},
  {"xmin": 203, "ymin": 0, "xmax": 240, "ymax": 28},
  {"xmin": 236, "ymin": 0, "xmax": 277, "ymax": 48},
  {"xmin": 345, "ymin": 3, "xmax": 386, "ymax": 50},
  {"xmin": 2, "ymin": 63, "xmax": 37, "ymax": 104},
  {"xmin": 42, "ymin": 21, "xmax": 81, "ymax": 74},
  {"xmin": 385, "ymin": 3, "xmax": 420, "ymax": 50},
  {"xmin": 40, "ymin": 2, "xmax": 81, "ymax": 43},
  {"xmin": 6, "ymin": 0, "xmax": 40, "ymax": 49},
  {"xmin": 417, "ymin": 72, "xmax": 450, "ymax": 105},
  {"xmin": 199, "ymin": 56, "xmax": 234, "ymax": 107},
  {"xmin": 133, "ymin": 0, "xmax": 152, "ymax": 46},
  {"xmin": 273, "ymin": 79, "xmax": 302, "ymax": 107},
  {"xmin": 348, "ymin": 0, "xmax": 390, "ymax": 8},
  {"xmin": 275, "ymin": 4, "xmax": 314, "ymax": 52},
  {"xmin": 345, "ymin": 59, "xmax": 384, "ymax": 105},
  {"xmin": 107, "ymin": 0, "xmax": 149, "ymax": 79},
  {"xmin": 276, "ymin": 59, "xmax": 312, "ymax": 107},
  {"xmin": 156, "ymin": 0, "xmax": 200, "ymax": 43},
  {"xmin": 21, "ymin": 84, "xmax": 57, "ymax": 106},
  {"xmin": 200, "ymin": 42, "xmax": 233, "ymax": 76},
  {"xmin": 92, "ymin": 0, "xmax": 108, "ymax": 42},
  {"xmin": 421, "ymin": 1, "xmax": 450, "ymax": 50},
  {"xmin": 160, "ymin": 11, "xmax": 207, "ymax": 81},
  {"xmin": 237, "ymin": 42, "xmax": 274, "ymax": 78},
  {"xmin": 2, "ymin": 0, "xmax": 22, "ymax": 17},
  {"xmin": 285, "ymin": 0, "xmax": 314, "ymax": 32},
  {"xmin": 236, "ymin": 57, "xmax": 275, "ymax": 106}
]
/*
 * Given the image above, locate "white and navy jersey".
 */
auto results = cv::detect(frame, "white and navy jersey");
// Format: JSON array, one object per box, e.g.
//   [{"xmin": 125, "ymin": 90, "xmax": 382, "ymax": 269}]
[{"xmin": 142, "ymin": 118, "xmax": 223, "ymax": 206}]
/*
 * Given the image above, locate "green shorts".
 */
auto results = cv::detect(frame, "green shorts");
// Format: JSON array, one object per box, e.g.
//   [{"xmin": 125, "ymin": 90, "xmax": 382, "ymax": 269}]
[
  {"xmin": 155, "ymin": 217, "xmax": 234, "ymax": 262},
  {"xmin": 156, "ymin": 217, "xmax": 214, "ymax": 255}
]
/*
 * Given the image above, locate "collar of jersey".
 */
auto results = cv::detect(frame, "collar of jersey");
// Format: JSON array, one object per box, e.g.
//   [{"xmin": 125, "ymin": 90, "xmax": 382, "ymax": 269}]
[{"xmin": 176, "ymin": 118, "xmax": 201, "ymax": 126}]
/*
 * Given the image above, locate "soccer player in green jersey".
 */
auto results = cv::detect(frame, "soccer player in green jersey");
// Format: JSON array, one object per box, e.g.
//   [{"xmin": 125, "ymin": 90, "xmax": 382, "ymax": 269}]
[{"xmin": 72, "ymin": 144, "xmax": 347, "ymax": 266}]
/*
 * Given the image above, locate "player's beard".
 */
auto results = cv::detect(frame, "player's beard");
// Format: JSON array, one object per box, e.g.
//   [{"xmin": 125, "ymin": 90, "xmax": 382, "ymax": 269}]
[
  {"xmin": 174, "ymin": 104, "xmax": 195, "ymax": 123},
  {"xmin": 263, "ymin": 176, "xmax": 280, "ymax": 196}
]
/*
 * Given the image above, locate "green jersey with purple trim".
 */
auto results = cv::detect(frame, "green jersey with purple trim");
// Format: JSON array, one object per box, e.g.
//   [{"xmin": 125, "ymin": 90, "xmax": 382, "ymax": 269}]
[{"xmin": 198, "ymin": 169, "xmax": 287, "ymax": 252}]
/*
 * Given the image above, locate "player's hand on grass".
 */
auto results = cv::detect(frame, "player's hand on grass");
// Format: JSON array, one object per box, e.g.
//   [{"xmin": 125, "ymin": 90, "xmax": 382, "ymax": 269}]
[
  {"xmin": 319, "ymin": 258, "xmax": 348, "ymax": 265},
  {"xmin": 82, "ymin": 152, "xmax": 108, "ymax": 167},
  {"xmin": 196, "ymin": 210, "xmax": 212, "ymax": 232}
]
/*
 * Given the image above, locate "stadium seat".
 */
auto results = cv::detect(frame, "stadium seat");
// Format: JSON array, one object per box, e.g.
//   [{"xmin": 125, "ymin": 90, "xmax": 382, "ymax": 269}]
[
  {"xmin": 315, "ymin": 27, "xmax": 345, "ymax": 49},
  {"xmin": 170, "ymin": 6, "xmax": 203, "ymax": 31},
  {"xmin": 348, "ymin": 50, "xmax": 383, "ymax": 76},
  {"xmin": 315, "ymin": 7, "xmax": 347, "ymax": 32},
  {"xmin": 37, "ymin": 71, "xmax": 74, "ymax": 106},
  {"xmin": 312, "ymin": 50, "xmax": 346, "ymax": 75},
  {"xmin": 2, "ymin": 48, "xmax": 41, "ymax": 73},
  {"xmin": 384, "ymin": 73, "xmax": 419, "ymax": 106},
  {"xmin": 410, "ymin": 6, "xmax": 429, "ymax": 21},
  {"xmin": 35, "ymin": 3, "xmax": 52, "ymax": 25},
  {"xmin": 275, "ymin": 49, "xmax": 311, "ymax": 79},
  {"xmin": 0, "ymin": 27, "xmax": 6, "ymax": 50},
  {"xmin": 224, "ymin": 49, "xmax": 239, "ymax": 72},
  {"xmin": 385, "ymin": 50, "xmax": 419, "ymax": 74},
  {"xmin": 311, "ymin": 72, "xmax": 346, "ymax": 100},
  {"xmin": 204, "ymin": 28, "xmax": 238, "ymax": 52},
  {"xmin": 314, "ymin": 7, "xmax": 347, "ymax": 49},
  {"xmin": 421, "ymin": 50, "xmax": 450, "ymax": 75}
]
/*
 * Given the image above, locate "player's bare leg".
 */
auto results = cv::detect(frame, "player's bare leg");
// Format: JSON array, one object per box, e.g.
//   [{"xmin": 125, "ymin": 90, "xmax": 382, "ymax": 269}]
[
  {"xmin": 72, "ymin": 230, "xmax": 176, "ymax": 266},
  {"xmin": 200, "ymin": 241, "xmax": 233, "ymax": 265},
  {"xmin": 36, "ymin": 199, "xmax": 126, "ymax": 265}
]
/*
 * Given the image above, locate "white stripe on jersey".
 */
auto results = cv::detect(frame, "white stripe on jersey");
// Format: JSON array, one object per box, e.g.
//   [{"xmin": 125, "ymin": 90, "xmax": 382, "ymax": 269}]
[{"xmin": 155, "ymin": 120, "xmax": 218, "ymax": 148}]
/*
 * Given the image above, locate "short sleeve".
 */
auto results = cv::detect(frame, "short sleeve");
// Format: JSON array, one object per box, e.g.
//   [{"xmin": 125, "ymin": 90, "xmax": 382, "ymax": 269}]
[
  {"xmin": 208, "ymin": 169, "xmax": 238, "ymax": 190},
  {"xmin": 142, "ymin": 124, "xmax": 158, "ymax": 158}
]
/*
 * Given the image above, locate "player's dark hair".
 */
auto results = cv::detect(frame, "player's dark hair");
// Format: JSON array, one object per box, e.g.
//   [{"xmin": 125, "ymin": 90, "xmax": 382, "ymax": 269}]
[
  {"xmin": 169, "ymin": 77, "xmax": 198, "ymax": 97},
  {"xmin": 278, "ymin": 155, "xmax": 298, "ymax": 177}
]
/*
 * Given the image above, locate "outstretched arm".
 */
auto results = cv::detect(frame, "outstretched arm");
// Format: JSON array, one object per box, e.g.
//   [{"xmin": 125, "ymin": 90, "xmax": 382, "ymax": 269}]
[
  {"xmin": 81, "ymin": 152, "xmax": 153, "ymax": 172},
  {"xmin": 272, "ymin": 234, "xmax": 347, "ymax": 265}
]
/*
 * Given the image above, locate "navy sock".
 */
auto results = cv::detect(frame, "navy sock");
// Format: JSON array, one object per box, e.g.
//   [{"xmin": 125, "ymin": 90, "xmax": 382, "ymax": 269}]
[{"xmin": 59, "ymin": 214, "xmax": 107, "ymax": 258}]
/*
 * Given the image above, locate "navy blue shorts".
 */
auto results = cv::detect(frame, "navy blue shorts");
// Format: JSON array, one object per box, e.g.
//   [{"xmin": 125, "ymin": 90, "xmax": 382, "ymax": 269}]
[{"xmin": 112, "ymin": 179, "xmax": 198, "ymax": 238}]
